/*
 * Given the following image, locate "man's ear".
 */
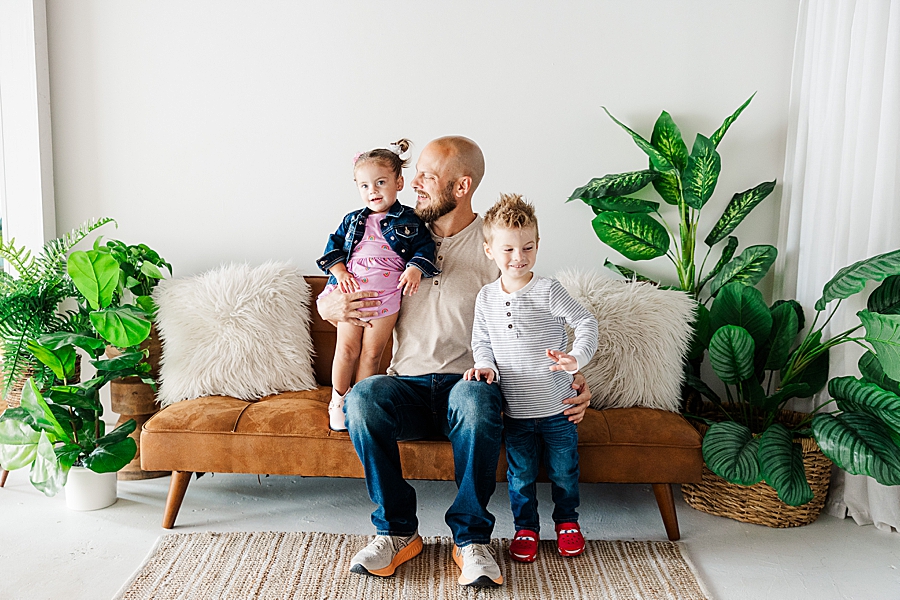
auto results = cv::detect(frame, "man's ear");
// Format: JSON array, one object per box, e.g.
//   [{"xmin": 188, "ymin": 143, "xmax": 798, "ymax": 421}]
[
  {"xmin": 396, "ymin": 175, "xmax": 404, "ymax": 192},
  {"xmin": 455, "ymin": 176, "xmax": 473, "ymax": 198}
]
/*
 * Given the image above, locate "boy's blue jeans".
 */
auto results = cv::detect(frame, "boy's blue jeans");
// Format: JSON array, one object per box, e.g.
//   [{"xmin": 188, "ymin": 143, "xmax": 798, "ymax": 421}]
[
  {"xmin": 345, "ymin": 374, "xmax": 503, "ymax": 545},
  {"xmin": 504, "ymin": 412, "xmax": 580, "ymax": 533}
]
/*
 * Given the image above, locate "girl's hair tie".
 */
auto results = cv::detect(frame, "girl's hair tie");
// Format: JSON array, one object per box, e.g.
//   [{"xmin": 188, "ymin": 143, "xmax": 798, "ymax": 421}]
[
  {"xmin": 352, "ymin": 152, "xmax": 363, "ymax": 165},
  {"xmin": 388, "ymin": 143, "xmax": 403, "ymax": 156}
]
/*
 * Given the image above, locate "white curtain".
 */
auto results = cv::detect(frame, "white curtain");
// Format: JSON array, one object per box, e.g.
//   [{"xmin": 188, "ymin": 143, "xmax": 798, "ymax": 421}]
[{"xmin": 776, "ymin": 0, "xmax": 900, "ymax": 533}]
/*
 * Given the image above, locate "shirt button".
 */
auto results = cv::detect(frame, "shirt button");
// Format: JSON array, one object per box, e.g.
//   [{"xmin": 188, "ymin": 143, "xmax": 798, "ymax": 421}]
[
  {"xmin": 438, "ymin": 256, "xmax": 443, "ymax": 260},
  {"xmin": 390, "ymin": 236, "xmax": 395, "ymax": 240},
  {"xmin": 382, "ymin": 221, "xmax": 387, "ymax": 226},
  {"xmin": 506, "ymin": 312, "xmax": 511, "ymax": 316},
  {"xmin": 507, "ymin": 324, "xmax": 513, "ymax": 329},
  {"xmin": 437, "ymin": 242, "xmax": 441, "ymax": 246},
  {"xmin": 505, "ymin": 302, "xmax": 510, "ymax": 306},
  {"xmin": 401, "ymin": 249, "xmax": 406, "ymax": 253},
  {"xmin": 434, "ymin": 280, "xmax": 439, "ymax": 285}
]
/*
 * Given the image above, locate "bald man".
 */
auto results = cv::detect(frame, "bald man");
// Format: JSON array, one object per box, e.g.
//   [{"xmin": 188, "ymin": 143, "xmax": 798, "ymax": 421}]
[{"xmin": 317, "ymin": 136, "xmax": 591, "ymax": 588}]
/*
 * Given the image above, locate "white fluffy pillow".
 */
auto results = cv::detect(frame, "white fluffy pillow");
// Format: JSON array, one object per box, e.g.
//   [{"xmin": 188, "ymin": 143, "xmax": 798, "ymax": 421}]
[
  {"xmin": 556, "ymin": 269, "xmax": 696, "ymax": 412},
  {"xmin": 154, "ymin": 262, "xmax": 317, "ymax": 407}
]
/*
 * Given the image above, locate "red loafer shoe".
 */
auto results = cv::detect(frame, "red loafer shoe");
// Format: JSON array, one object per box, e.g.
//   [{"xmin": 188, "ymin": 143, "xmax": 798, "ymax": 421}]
[
  {"xmin": 555, "ymin": 522, "xmax": 585, "ymax": 557},
  {"xmin": 509, "ymin": 529, "xmax": 539, "ymax": 563}
]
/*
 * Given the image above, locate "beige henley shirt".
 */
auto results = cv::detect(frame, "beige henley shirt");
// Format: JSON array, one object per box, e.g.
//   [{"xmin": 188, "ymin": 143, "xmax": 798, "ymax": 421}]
[{"xmin": 388, "ymin": 214, "xmax": 500, "ymax": 377}]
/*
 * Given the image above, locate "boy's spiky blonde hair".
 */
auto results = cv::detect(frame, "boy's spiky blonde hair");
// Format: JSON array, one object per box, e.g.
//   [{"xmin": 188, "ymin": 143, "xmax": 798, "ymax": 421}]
[{"xmin": 482, "ymin": 193, "xmax": 539, "ymax": 243}]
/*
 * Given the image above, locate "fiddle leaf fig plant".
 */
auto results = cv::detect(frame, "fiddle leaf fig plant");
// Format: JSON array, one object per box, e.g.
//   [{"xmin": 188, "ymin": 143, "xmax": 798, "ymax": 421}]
[{"xmin": 567, "ymin": 95, "xmax": 776, "ymax": 302}]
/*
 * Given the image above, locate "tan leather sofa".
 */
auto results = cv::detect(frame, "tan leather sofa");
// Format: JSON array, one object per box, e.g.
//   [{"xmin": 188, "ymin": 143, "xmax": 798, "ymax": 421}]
[{"xmin": 141, "ymin": 276, "xmax": 702, "ymax": 540}]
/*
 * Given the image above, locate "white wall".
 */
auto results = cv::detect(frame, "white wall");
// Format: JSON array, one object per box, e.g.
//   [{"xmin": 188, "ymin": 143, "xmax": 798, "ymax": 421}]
[{"xmin": 46, "ymin": 0, "xmax": 800, "ymax": 289}]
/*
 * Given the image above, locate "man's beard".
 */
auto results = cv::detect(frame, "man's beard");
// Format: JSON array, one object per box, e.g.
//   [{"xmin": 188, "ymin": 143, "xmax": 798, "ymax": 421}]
[{"xmin": 415, "ymin": 181, "xmax": 458, "ymax": 223}]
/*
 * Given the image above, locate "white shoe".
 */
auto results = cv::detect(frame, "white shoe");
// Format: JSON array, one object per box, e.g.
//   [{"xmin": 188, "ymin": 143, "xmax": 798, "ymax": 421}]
[
  {"xmin": 329, "ymin": 388, "xmax": 347, "ymax": 431},
  {"xmin": 452, "ymin": 543, "xmax": 503, "ymax": 587},
  {"xmin": 349, "ymin": 532, "xmax": 423, "ymax": 577}
]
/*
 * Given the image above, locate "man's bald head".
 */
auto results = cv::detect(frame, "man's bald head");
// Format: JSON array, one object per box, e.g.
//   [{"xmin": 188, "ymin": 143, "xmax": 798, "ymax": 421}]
[{"xmin": 429, "ymin": 136, "xmax": 485, "ymax": 192}]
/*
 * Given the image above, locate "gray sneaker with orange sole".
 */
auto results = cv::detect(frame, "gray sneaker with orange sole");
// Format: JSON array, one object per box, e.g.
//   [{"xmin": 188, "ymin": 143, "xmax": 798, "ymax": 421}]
[{"xmin": 349, "ymin": 533, "xmax": 423, "ymax": 577}]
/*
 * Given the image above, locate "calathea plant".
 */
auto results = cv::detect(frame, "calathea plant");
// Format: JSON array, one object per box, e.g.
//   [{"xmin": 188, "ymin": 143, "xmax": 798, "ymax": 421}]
[
  {"xmin": 0, "ymin": 248, "xmax": 153, "ymax": 495},
  {"xmin": 567, "ymin": 95, "xmax": 776, "ymax": 302}
]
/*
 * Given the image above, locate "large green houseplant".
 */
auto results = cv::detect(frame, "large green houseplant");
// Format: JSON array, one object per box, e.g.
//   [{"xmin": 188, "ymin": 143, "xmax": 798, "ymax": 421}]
[
  {"xmin": 0, "ymin": 248, "xmax": 153, "ymax": 494},
  {"xmin": 567, "ymin": 95, "xmax": 776, "ymax": 302},
  {"xmin": 691, "ymin": 249, "xmax": 900, "ymax": 507},
  {"xmin": 0, "ymin": 218, "xmax": 115, "ymax": 397}
]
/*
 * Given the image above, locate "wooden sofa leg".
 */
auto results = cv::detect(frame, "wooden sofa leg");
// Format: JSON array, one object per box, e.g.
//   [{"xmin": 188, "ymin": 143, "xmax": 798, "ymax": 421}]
[
  {"xmin": 0, "ymin": 469, "xmax": 9, "ymax": 488},
  {"xmin": 652, "ymin": 483, "xmax": 681, "ymax": 541},
  {"xmin": 162, "ymin": 471, "xmax": 192, "ymax": 529}
]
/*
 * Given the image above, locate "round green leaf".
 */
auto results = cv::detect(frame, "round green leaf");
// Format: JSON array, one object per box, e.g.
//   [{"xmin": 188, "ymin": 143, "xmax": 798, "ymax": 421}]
[
  {"xmin": 709, "ymin": 282, "xmax": 773, "ymax": 346},
  {"xmin": 812, "ymin": 413, "xmax": 900, "ymax": 485},
  {"xmin": 591, "ymin": 212, "xmax": 669, "ymax": 261},
  {"xmin": 707, "ymin": 245, "xmax": 778, "ymax": 297},
  {"xmin": 67, "ymin": 250, "xmax": 121, "ymax": 311},
  {"xmin": 702, "ymin": 421, "xmax": 762, "ymax": 485},
  {"xmin": 816, "ymin": 248, "xmax": 900, "ymax": 311},
  {"xmin": 759, "ymin": 424, "xmax": 813, "ymax": 506},
  {"xmin": 89, "ymin": 306, "xmax": 152, "ymax": 348},
  {"xmin": 709, "ymin": 325, "xmax": 755, "ymax": 384},
  {"xmin": 83, "ymin": 436, "xmax": 136, "ymax": 473},
  {"xmin": 0, "ymin": 419, "xmax": 40, "ymax": 470}
]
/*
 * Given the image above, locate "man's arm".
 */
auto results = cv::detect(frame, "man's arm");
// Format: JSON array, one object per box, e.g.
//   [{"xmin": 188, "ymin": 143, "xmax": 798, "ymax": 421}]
[
  {"xmin": 561, "ymin": 372, "xmax": 591, "ymax": 423},
  {"xmin": 316, "ymin": 288, "xmax": 381, "ymax": 328}
]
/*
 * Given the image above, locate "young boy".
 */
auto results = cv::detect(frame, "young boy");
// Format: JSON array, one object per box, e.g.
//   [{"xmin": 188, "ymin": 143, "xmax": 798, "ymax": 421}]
[{"xmin": 464, "ymin": 193, "xmax": 598, "ymax": 563}]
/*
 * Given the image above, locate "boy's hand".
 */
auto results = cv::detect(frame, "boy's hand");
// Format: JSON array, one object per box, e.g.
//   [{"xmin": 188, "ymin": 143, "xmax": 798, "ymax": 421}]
[
  {"xmin": 547, "ymin": 349, "xmax": 578, "ymax": 372},
  {"xmin": 337, "ymin": 271, "xmax": 360, "ymax": 294},
  {"xmin": 398, "ymin": 266, "xmax": 422, "ymax": 295},
  {"xmin": 464, "ymin": 368, "xmax": 495, "ymax": 385}
]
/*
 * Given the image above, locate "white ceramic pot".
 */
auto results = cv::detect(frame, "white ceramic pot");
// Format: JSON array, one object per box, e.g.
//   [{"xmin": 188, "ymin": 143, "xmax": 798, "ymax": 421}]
[{"xmin": 65, "ymin": 467, "xmax": 118, "ymax": 511}]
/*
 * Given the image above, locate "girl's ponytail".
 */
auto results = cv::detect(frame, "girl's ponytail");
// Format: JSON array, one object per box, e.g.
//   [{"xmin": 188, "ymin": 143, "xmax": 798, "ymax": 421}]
[{"xmin": 354, "ymin": 139, "xmax": 413, "ymax": 176}]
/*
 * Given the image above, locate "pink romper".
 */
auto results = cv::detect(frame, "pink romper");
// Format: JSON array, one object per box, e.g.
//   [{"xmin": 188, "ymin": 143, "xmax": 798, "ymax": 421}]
[{"xmin": 317, "ymin": 213, "xmax": 406, "ymax": 320}]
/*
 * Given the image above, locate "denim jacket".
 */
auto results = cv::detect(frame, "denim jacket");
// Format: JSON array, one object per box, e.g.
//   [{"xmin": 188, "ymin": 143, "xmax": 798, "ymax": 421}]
[{"xmin": 316, "ymin": 201, "xmax": 440, "ymax": 285}]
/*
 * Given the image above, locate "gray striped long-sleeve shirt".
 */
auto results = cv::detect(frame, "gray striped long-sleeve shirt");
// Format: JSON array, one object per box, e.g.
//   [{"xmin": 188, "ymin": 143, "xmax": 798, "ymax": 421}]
[{"xmin": 472, "ymin": 276, "xmax": 598, "ymax": 419}]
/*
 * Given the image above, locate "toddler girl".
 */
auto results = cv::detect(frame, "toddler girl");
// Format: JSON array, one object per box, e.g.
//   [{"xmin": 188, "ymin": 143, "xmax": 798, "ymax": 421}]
[{"xmin": 316, "ymin": 140, "xmax": 439, "ymax": 431}]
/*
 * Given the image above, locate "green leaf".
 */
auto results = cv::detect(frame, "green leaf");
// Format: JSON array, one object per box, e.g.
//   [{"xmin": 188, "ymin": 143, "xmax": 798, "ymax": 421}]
[
  {"xmin": 602, "ymin": 107, "xmax": 675, "ymax": 173},
  {"xmin": 55, "ymin": 443, "xmax": 83, "ymax": 469},
  {"xmin": 702, "ymin": 421, "xmax": 762, "ymax": 485},
  {"xmin": 765, "ymin": 302, "xmax": 800, "ymax": 371},
  {"xmin": 83, "ymin": 436, "xmax": 136, "ymax": 473},
  {"xmin": 602, "ymin": 260, "xmax": 658, "ymax": 284},
  {"xmin": 772, "ymin": 299, "xmax": 805, "ymax": 333},
  {"xmin": 587, "ymin": 196, "xmax": 660, "ymax": 214},
  {"xmin": 89, "ymin": 306, "xmax": 152, "ymax": 348},
  {"xmin": 30, "ymin": 430, "xmax": 67, "ymax": 496},
  {"xmin": 139, "ymin": 261, "xmax": 165, "ymax": 279},
  {"xmin": 782, "ymin": 346, "xmax": 830, "ymax": 396},
  {"xmin": 707, "ymin": 245, "xmax": 778, "ymax": 297},
  {"xmin": 704, "ymin": 181, "xmax": 777, "ymax": 247},
  {"xmin": 591, "ymin": 212, "xmax": 669, "ymax": 261},
  {"xmin": 45, "ymin": 379, "xmax": 103, "ymax": 411},
  {"xmin": 684, "ymin": 371, "xmax": 721, "ymax": 404},
  {"xmin": 812, "ymin": 412, "xmax": 900, "ymax": 485},
  {"xmin": 67, "ymin": 250, "xmax": 120, "ymax": 311},
  {"xmin": 20, "ymin": 379, "xmax": 67, "ymax": 441},
  {"xmin": 815, "ymin": 249, "xmax": 900, "ymax": 311},
  {"xmin": 859, "ymin": 351, "xmax": 900, "ymax": 396},
  {"xmin": 868, "ymin": 275, "xmax": 900, "ymax": 315},
  {"xmin": 709, "ymin": 282, "xmax": 773, "ymax": 346},
  {"xmin": 94, "ymin": 351, "xmax": 145, "ymax": 373},
  {"xmin": 651, "ymin": 171, "xmax": 681, "ymax": 206},
  {"xmin": 135, "ymin": 295, "xmax": 158, "ymax": 316},
  {"xmin": 709, "ymin": 325, "xmax": 755, "ymax": 384},
  {"xmin": 0, "ymin": 419, "xmax": 40, "ymax": 470},
  {"xmin": 859, "ymin": 310, "xmax": 900, "ymax": 381},
  {"xmin": 651, "ymin": 110, "xmax": 689, "ymax": 171},
  {"xmin": 26, "ymin": 340, "xmax": 77, "ymax": 381},
  {"xmin": 759, "ymin": 424, "xmax": 814, "ymax": 506},
  {"xmin": 709, "ymin": 93, "xmax": 755, "ymax": 148},
  {"xmin": 567, "ymin": 171, "xmax": 659, "ymax": 201},
  {"xmin": 687, "ymin": 303, "xmax": 711, "ymax": 361},
  {"xmin": 761, "ymin": 383, "xmax": 811, "ymax": 412},
  {"xmin": 698, "ymin": 236, "xmax": 738, "ymax": 293},
  {"xmin": 36, "ymin": 332, "xmax": 107, "ymax": 357},
  {"xmin": 830, "ymin": 376, "xmax": 900, "ymax": 435},
  {"xmin": 98, "ymin": 419, "xmax": 137, "ymax": 446},
  {"xmin": 682, "ymin": 134, "xmax": 721, "ymax": 209}
]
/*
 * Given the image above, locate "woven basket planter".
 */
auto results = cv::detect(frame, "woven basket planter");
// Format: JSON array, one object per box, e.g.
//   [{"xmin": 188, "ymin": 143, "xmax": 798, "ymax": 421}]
[{"xmin": 682, "ymin": 409, "xmax": 833, "ymax": 528}]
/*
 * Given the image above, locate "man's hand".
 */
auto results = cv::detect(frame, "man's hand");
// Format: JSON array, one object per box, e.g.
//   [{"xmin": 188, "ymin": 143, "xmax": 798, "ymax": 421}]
[
  {"xmin": 562, "ymin": 372, "xmax": 591, "ymax": 423},
  {"xmin": 547, "ymin": 349, "xmax": 577, "ymax": 372},
  {"xmin": 317, "ymin": 287, "xmax": 381, "ymax": 328},
  {"xmin": 464, "ymin": 367, "xmax": 496, "ymax": 385}
]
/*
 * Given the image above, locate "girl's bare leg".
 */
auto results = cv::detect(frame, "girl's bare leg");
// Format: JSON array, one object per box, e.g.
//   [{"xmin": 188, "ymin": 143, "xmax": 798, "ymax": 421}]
[
  {"xmin": 333, "ymin": 322, "xmax": 364, "ymax": 395},
  {"xmin": 356, "ymin": 312, "xmax": 399, "ymax": 383}
]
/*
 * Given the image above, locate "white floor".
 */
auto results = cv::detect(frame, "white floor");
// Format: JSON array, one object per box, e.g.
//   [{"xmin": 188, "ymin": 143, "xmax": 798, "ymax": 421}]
[{"xmin": 1, "ymin": 472, "xmax": 898, "ymax": 600}]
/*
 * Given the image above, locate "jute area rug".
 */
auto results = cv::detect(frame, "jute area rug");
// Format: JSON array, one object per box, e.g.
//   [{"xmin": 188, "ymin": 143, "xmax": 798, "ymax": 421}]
[{"xmin": 114, "ymin": 531, "xmax": 710, "ymax": 600}]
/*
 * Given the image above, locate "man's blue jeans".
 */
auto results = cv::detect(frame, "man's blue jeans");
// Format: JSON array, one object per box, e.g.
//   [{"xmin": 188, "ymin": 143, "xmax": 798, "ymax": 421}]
[
  {"xmin": 504, "ymin": 412, "xmax": 580, "ymax": 533},
  {"xmin": 345, "ymin": 374, "xmax": 503, "ymax": 545}
]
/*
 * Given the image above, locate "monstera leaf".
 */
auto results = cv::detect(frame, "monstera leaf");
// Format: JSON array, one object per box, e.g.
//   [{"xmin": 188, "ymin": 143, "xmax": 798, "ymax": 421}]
[
  {"xmin": 759, "ymin": 424, "xmax": 813, "ymax": 506},
  {"xmin": 702, "ymin": 421, "xmax": 762, "ymax": 485},
  {"xmin": 815, "ymin": 249, "xmax": 900, "ymax": 311},
  {"xmin": 591, "ymin": 212, "xmax": 669, "ymax": 261}
]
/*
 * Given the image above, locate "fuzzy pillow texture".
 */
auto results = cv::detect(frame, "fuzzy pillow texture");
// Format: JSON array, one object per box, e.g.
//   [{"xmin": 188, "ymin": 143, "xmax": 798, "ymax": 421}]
[
  {"xmin": 154, "ymin": 262, "xmax": 317, "ymax": 407},
  {"xmin": 556, "ymin": 269, "xmax": 696, "ymax": 412}
]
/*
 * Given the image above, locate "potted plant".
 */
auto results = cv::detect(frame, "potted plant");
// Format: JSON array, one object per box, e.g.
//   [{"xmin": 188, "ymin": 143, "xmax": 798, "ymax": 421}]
[
  {"xmin": 684, "ymin": 249, "xmax": 900, "ymax": 526},
  {"xmin": 0, "ymin": 248, "xmax": 153, "ymax": 508}
]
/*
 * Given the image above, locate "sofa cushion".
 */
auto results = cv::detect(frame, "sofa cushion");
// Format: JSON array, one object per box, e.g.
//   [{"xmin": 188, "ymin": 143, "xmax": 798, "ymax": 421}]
[
  {"xmin": 153, "ymin": 262, "xmax": 318, "ymax": 406},
  {"xmin": 142, "ymin": 392, "xmax": 701, "ymax": 483},
  {"xmin": 556, "ymin": 269, "xmax": 696, "ymax": 412}
]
